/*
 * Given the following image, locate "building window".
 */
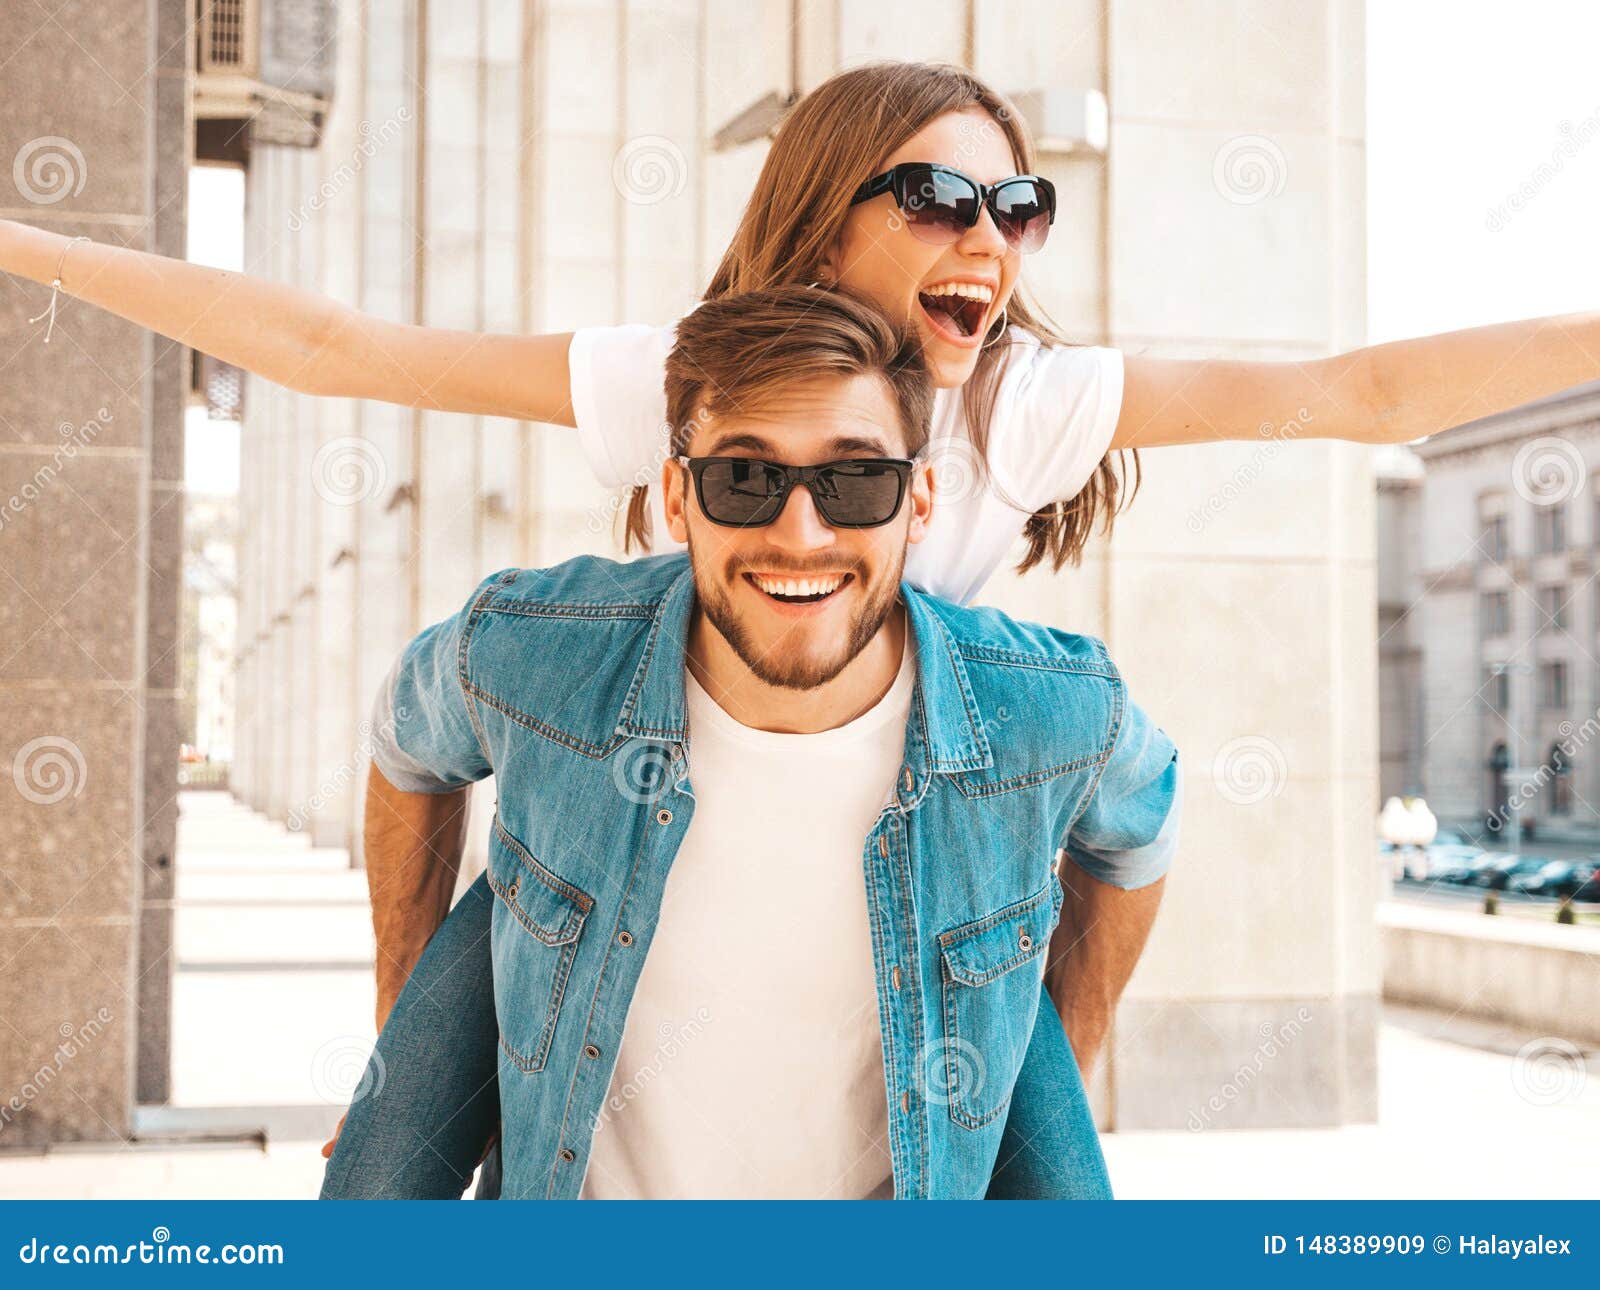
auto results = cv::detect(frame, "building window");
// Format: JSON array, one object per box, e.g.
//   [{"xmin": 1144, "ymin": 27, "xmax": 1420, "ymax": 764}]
[
  {"xmin": 1535, "ymin": 503, "xmax": 1567, "ymax": 555},
  {"xmin": 1538, "ymin": 584, "xmax": 1568, "ymax": 631},
  {"xmin": 1540, "ymin": 660, "xmax": 1569, "ymax": 709},
  {"xmin": 1549, "ymin": 743, "xmax": 1572, "ymax": 816},
  {"xmin": 1480, "ymin": 590, "xmax": 1511, "ymax": 636},
  {"xmin": 1483, "ymin": 667, "xmax": 1510, "ymax": 713},
  {"xmin": 1482, "ymin": 514, "xmax": 1509, "ymax": 561}
]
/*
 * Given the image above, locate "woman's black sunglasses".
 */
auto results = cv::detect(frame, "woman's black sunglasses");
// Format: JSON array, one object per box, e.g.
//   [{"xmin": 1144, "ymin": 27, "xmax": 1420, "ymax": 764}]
[
  {"xmin": 850, "ymin": 162, "xmax": 1056, "ymax": 253},
  {"xmin": 676, "ymin": 455, "xmax": 918, "ymax": 529}
]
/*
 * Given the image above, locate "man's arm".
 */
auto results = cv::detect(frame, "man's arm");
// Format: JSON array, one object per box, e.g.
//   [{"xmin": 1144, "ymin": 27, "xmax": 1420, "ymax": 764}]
[
  {"xmin": 1049, "ymin": 684, "xmax": 1184, "ymax": 1079},
  {"xmin": 365, "ymin": 764, "xmax": 473, "ymax": 1030},
  {"xmin": 1043, "ymin": 872, "xmax": 1165, "ymax": 1078}
]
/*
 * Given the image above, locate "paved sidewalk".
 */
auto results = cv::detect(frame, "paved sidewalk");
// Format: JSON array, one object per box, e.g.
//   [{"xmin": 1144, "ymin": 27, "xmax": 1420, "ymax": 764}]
[{"xmin": 0, "ymin": 794, "xmax": 1593, "ymax": 1200}]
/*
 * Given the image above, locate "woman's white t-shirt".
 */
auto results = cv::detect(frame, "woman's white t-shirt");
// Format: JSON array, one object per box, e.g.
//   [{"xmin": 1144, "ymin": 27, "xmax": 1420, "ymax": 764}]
[{"xmin": 568, "ymin": 322, "xmax": 1125, "ymax": 606}]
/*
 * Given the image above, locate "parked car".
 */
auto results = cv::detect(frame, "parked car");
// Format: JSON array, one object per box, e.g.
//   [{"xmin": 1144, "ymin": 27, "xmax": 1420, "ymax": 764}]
[
  {"xmin": 1473, "ymin": 854, "xmax": 1556, "ymax": 890},
  {"xmin": 1509, "ymin": 859, "xmax": 1581, "ymax": 896},
  {"xmin": 1573, "ymin": 863, "xmax": 1600, "ymax": 903},
  {"xmin": 1431, "ymin": 850, "xmax": 1502, "ymax": 884},
  {"xmin": 1432, "ymin": 826, "xmax": 1474, "ymax": 847}
]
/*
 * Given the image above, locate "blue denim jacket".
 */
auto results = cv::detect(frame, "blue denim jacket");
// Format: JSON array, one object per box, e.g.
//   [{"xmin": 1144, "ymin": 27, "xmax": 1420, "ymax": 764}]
[{"xmin": 373, "ymin": 552, "xmax": 1181, "ymax": 1199}]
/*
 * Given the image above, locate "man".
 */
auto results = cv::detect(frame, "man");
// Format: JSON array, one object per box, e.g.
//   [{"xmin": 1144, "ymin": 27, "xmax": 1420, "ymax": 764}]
[{"xmin": 325, "ymin": 286, "xmax": 1180, "ymax": 1199}]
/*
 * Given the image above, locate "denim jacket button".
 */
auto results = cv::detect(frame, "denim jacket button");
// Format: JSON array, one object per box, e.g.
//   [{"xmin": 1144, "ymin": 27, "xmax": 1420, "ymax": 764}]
[
  {"xmin": 656, "ymin": 808, "xmax": 673, "ymax": 825},
  {"xmin": 583, "ymin": 1043, "xmax": 600, "ymax": 1059},
  {"xmin": 617, "ymin": 929, "xmax": 633, "ymax": 946},
  {"xmin": 558, "ymin": 1147, "xmax": 575, "ymax": 1162},
  {"xmin": 1018, "ymin": 929, "xmax": 1033, "ymax": 951}
]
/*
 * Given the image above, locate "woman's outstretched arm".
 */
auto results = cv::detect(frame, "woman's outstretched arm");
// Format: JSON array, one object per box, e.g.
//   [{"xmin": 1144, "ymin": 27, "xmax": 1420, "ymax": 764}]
[
  {"xmin": 1113, "ymin": 308, "xmax": 1600, "ymax": 450},
  {"xmin": 0, "ymin": 219, "xmax": 578, "ymax": 425}
]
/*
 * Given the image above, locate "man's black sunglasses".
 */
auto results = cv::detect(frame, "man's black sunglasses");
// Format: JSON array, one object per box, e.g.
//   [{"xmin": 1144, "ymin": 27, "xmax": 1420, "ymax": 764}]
[
  {"xmin": 676, "ymin": 455, "xmax": 919, "ymax": 529},
  {"xmin": 850, "ymin": 162, "xmax": 1056, "ymax": 253}
]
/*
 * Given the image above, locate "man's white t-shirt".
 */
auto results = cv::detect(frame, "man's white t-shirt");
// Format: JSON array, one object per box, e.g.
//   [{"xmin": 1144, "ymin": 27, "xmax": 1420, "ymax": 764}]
[
  {"xmin": 568, "ymin": 323, "xmax": 1125, "ymax": 606},
  {"xmin": 579, "ymin": 637, "xmax": 917, "ymax": 1200}
]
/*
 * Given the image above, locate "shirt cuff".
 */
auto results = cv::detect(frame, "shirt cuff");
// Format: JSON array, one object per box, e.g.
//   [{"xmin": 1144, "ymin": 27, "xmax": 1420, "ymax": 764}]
[
  {"xmin": 368, "ymin": 659, "xmax": 475, "ymax": 795},
  {"xmin": 566, "ymin": 328, "xmax": 625, "ymax": 489}
]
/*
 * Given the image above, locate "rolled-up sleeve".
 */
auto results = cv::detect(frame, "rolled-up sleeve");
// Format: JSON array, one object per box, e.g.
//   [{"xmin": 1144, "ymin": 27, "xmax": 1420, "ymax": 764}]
[
  {"xmin": 1063, "ymin": 698, "xmax": 1182, "ymax": 890},
  {"xmin": 368, "ymin": 579, "xmax": 499, "ymax": 794}
]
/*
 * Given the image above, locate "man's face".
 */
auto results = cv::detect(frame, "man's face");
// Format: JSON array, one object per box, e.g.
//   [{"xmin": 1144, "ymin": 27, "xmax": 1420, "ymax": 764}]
[{"xmin": 662, "ymin": 372, "xmax": 934, "ymax": 691}]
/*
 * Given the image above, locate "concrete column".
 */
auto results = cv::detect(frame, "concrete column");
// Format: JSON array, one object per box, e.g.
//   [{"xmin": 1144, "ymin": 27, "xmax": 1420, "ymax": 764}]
[
  {"xmin": 0, "ymin": 0, "xmax": 186, "ymax": 1143},
  {"xmin": 1091, "ymin": 0, "xmax": 1378, "ymax": 1129}
]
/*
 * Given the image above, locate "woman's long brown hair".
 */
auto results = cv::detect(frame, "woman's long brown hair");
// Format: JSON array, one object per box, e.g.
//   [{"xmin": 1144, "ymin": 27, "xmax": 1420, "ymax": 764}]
[{"xmin": 621, "ymin": 59, "xmax": 1140, "ymax": 576}]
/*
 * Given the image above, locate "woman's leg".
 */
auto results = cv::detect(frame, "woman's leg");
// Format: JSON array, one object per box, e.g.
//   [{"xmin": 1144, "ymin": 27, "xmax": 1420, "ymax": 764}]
[
  {"xmin": 985, "ymin": 984, "xmax": 1114, "ymax": 1199},
  {"xmin": 320, "ymin": 872, "xmax": 501, "ymax": 1199}
]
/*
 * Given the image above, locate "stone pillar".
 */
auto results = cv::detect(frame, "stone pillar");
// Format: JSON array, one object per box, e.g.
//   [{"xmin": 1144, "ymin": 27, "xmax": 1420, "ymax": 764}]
[
  {"xmin": 1090, "ymin": 0, "xmax": 1378, "ymax": 1129},
  {"xmin": 0, "ymin": 0, "xmax": 187, "ymax": 1142}
]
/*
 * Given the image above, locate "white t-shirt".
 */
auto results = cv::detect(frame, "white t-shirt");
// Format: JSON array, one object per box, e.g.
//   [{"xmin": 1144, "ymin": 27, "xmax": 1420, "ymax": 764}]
[
  {"xmin": 568, "ymin": 322, "xmax": 1125, "ymax": 606},
  {"xmin": 579, "ymin": 637, "xmax": 916, "ymax": 1200}
]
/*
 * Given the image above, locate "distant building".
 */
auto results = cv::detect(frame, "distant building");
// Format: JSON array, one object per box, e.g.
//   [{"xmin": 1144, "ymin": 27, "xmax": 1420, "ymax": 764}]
[{"xmin": 1403, "ymin": 380, "xmax": 1600, "ymax": 838}]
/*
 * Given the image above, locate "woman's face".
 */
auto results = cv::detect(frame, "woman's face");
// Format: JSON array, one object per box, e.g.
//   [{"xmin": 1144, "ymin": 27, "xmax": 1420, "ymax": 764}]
[{"xmin": 825, "ymin": 107, "xmax": 1026, "ymax": 389}]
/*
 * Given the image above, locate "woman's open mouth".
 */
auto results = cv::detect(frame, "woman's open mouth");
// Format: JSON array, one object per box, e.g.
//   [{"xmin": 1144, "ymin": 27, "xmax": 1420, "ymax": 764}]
[
  {"xmin": 743, "ymin": 571, "xmax": 854, "ymax": 614},
  {"xmin": 917, "ymin": 281, "xmax": 993, "ymax": 344}
]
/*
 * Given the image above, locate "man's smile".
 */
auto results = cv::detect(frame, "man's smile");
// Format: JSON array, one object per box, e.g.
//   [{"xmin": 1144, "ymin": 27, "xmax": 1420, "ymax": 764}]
[{"xmin": 742, "ymin": 570, "xmax": 856, "ymax": 615}]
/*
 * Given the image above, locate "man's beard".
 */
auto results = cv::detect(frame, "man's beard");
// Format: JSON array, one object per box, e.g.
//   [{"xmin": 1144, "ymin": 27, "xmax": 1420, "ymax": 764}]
[{"xmin": 685, "ymin": 529, "xmax": 906, "ymax": 691}]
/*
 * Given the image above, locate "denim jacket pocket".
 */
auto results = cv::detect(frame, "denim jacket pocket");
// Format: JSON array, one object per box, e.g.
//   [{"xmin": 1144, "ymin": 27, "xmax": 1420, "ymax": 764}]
[
  {"xmin": 936, "ymin": 875, "xmax": 1064, "ymax": 1129},
  {"xmin": 486, "ymin": 815, "xmax": 594, "ymax": 1074}
]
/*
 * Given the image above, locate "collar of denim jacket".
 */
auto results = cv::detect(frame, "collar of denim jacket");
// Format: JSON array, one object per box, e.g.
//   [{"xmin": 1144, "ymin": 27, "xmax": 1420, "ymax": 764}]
[{"xmin": 615, "ymin": 560, "xmax": 995, "ymax": 777}]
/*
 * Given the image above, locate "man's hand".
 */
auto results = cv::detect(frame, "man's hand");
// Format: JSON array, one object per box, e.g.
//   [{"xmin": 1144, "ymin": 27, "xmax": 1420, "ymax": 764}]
[
  {"xmin": 364, "ymin": 764, "xmax": 472, "ymax": 1031},
  {"xmin": 1043, "ymin": 866, "xmax": 1166, "ymax": 1082}
]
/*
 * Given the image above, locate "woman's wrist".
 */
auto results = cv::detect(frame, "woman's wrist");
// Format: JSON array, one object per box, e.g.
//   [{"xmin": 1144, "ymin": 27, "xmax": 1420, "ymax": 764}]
[{"xmin": 0, "ymin": 219, "xmax": 61, "ymax": 285}]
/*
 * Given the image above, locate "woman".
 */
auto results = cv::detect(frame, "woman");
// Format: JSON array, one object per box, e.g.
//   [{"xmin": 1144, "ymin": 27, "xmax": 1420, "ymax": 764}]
[{"xmin": 4, "ymin": 60, "xmax": 1591, "ymax": 1198}]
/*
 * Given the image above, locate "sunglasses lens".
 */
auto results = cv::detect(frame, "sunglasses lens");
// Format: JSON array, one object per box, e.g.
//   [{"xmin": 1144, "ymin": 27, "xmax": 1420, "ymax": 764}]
[
  {"xmin": 811, "ymin": 461, "xmax": 906, "ymax": 526},
  {"xmin": 899, "ymin": 165, "xmax": 979, "ymax": 246},
  {"xmin": 992, "ymin": 180, "xmax": 1053, "ymax": 253},
  {"xmin": 696, "ymin": 459, "xmax": 788, "ymax": 525}
]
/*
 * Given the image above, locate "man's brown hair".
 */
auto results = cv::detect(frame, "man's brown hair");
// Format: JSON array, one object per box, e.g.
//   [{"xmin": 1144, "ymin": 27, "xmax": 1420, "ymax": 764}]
[{"xmin": 663, "ymin": 285, "xmax": 934, "ymax": 462}]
